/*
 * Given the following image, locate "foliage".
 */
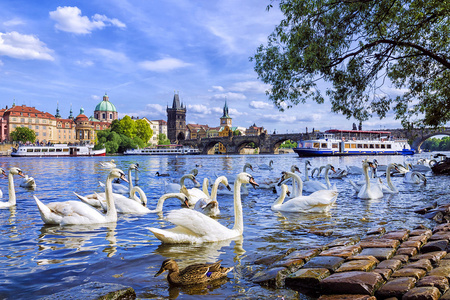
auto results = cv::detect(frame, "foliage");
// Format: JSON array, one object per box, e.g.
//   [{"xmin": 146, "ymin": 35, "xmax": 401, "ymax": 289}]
[
  {"xmin": 157, "ymin": 133, "xmax": 171, "ymax": 145},
  {"xmin": 252, "ymin": 0, "xmax": 450, "ymax": 128},
  {"xmin": 233, "ymin": 129, "xmax": 242, "ymax": 136},
  {"xmin": 280, "ymin": 140, "xmax": 297, "ymax": 148},
  {"xmin": 120, "ymin": 116, "xmax": 136, "ymax": 139},
  {"xmin": 422, "ymin": 136, "xmax": 450, "ymax": 151},
  {"xmin": 10, "ymin": 127, "xmax": 36, "ymax": 143},
  {"xmin": 135, "ymin": 119, "xmax": 153, "ymax": 142}
]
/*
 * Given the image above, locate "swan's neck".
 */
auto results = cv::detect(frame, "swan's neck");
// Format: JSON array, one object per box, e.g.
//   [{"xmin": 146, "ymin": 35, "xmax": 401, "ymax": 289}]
[
  {"xmin": 243, "ymin": 164, "xmax": 250, "ymax": 172},
  {"xmin": 273, "ymin": 186, "xmax": 287, "ymax": 206},
  {"xmin": 210, "ymin": 178, "xmax": 225, "ymax": 201},
  {"xmin": 324, "ymin": 166, "xmax": 331, "ymax": 189},
  {"xmin": 363, "ymin": 164, "xmax": 371, "ymax": 189},
  {"xmin": 105, "ymin": 175, "xmax": 117, "ymax": 222},
  {"xmin": 179, "ymin": 175, "xmax": 188, "ymax": 188},
  {"xmin": 289, "ymin": 172, "xmax": 303, "ymax": 196},
  {"xmin": 386, "ymin": 164, "xmax": 397, "ymax": 192},
  {"xmin": 131, "ymin": 186, "xmax": 147, "ymax": 205},
  {"xmin": 304, "ymin": 163, "xmax": 310, "ymax": 181},
  {"xmin": 154, "ymin": 193, "xmax": 181, "ymax": 212},
  {"xmin": 128, "ymin": 168, "xmax": 134, "ymax": 198},
  {"xmin": 202, "ymin": 178, "xmax": 210, "ymax": 198},
  {"xmin": 232, "ymin": 178, "xmax": 244, "ymax": 234},
  {"xmin": 8, "ymin": 172, "xmax": 16, "ymax": 205}
]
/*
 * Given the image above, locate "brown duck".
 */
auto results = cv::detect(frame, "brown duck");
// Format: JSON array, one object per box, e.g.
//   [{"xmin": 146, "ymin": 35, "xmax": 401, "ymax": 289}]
[{"xmin": 154, "ymin": 259, "xmax": 233, "ymax": 286}]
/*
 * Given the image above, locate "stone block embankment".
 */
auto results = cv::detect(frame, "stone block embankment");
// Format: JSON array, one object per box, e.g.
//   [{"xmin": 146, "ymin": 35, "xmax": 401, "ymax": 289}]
[{"xmin": 249, "ymin": 224, "xmax": 450, "ymax": 299}]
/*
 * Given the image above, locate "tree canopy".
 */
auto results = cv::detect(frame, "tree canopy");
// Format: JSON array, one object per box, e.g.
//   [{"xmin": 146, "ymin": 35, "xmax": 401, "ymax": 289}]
[
  {"xmin": 10, "ymin": 127, "xmax": 36, "ymax": 143},
  {"xmin": 252, "ymin": 0, "xmax": 450, "ymax": 128}
]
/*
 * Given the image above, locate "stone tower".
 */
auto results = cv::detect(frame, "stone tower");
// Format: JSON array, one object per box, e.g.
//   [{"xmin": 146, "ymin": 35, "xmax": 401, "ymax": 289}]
[
  {"xmin": 220, "ymin": 100, "xmax": 232, "ymax": 127},
  {"xmin": 166, "ymin": 92, "xmax": 186, "ymax": 143}
]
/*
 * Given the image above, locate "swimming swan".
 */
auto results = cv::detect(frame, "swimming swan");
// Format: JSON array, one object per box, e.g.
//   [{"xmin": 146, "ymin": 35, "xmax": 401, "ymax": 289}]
[
  {"xmin": 276, "ymin": 171, "xmax": 338, "ymax": 213},
  {"xmin": 194, "ymin": 176, "xmax": 231, "ymax": 216},
  {"xmin": 355, "ymin": 161, "xmax": 383, "ymax": 200},
  {"xmin": 147, "ymin": 172, "xmax": 259, "ymax": 244},
  {"xmin": 99, "ymin": 159, "xmax": 116, "ymax": 168},
  {"xmin": 303, "ymin": 164, "xmax": 336, "ymax": 192},
  {"xmin": 258, "ymin": 160, "xmax": 274, "ymax": 170},
  {"xmin": 404, "ymin": 171, "xmax": 427, "ymax": 184},
  {"xmin": 0, "ymin": 167, "xmax": 25, "ymax": 209},
  {"xmin": 34, "ymin": 168, "xmax": 127, "ymax": 225},
  {"xmin": 164, "ymin": 173, "xmax": 198, "ymax": 194},
  {"xmin": 19, "ymin": 174, "xmax": 36, "ymax": 189},
  {"xmin": 99, "ymin": 163, "xmax": 139, "ymax": 195}
]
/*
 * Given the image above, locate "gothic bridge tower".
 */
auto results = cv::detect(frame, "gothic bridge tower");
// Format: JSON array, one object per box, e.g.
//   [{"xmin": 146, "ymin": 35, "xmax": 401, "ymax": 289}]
[{"xmin": 167, "ymin": 92, "xmax": 186, "ymax": 144}]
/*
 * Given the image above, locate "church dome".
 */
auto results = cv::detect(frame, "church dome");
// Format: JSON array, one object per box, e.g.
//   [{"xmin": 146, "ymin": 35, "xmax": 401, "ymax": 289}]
[{"xmin": 95, "ymin": 93, "xmax": 117, "ymax": 112}]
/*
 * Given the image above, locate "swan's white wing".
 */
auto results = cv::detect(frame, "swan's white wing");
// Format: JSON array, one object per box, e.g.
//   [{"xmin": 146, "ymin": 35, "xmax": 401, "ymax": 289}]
[{"xmin": 165, "ymin": 208, "xmax": 228, "ymax": 236}]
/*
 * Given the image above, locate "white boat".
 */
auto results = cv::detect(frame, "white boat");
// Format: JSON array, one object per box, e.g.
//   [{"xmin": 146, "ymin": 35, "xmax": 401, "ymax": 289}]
[
  {"xmin": 294, "ymin": 129, "xmax": 414, "ymax": 157},
  {"xmin": 124, "ymin": 145, "xmax": 200, "ymax": 155},
  {"xmin": 11, "ymin": 144, "xmax": 106, "ymax": 157}
]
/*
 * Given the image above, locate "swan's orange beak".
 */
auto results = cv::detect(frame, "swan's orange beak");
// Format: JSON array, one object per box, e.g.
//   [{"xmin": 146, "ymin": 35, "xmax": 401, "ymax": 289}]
[
  {"xmin": 249, "ymin": 177, "xmax": 259, "ymax": 189},
  {"xmin": 120, "ymin": 173, "xmax": 129, "ymax": 183},
  {"xmin": 183, "ymin": 197, "xmax": 189, "ymax": 208},
  {"xmin": 18, "ymin": 170, "xmax": 25, "ymax": 178},
  {"xmin": 1, "ymin": 169, "xmax": 7, "ymax": 177}
]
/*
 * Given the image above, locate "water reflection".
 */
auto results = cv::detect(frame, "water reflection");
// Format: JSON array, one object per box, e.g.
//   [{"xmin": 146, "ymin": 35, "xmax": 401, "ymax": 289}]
[{"xmin": 36, "ymin": 222, "xmax": 118, "ymax": 265}]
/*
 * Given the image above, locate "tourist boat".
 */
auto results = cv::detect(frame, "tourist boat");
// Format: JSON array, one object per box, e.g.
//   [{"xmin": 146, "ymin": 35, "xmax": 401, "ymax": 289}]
[
  {"xmin": 124, "ymin": 145, "xmax": 201, "ymax": 155},
  {"xmin": 293, "ymin": 129, "xmax": 415, "ymax": 157},
  {"xmin": 11, "ymin": 144, "xmax": 106, "ymax": 157}
]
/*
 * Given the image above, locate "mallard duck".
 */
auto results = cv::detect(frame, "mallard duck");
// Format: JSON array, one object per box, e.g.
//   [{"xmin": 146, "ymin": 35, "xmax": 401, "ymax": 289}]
[{"xmin": 154, "ymin": 259, "xmax": 233, "ymax": 286}]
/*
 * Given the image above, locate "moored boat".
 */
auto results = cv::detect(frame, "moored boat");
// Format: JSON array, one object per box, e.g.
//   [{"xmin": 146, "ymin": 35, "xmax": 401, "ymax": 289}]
[
  {"xmin": 11, "ymin": 144, "xmax": 106, "ymax": 157},
  {"xmin": 124, "ymin": 145, "xmax": 200, "ymax": 155},
  {"xmin": 294, "ymin": 129, "xmax": 414, "ymax": 157}
]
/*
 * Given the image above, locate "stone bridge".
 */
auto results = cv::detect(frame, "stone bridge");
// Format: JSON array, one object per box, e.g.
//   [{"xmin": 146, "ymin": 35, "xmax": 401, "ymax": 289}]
[
  {"xmin": 180, "ymin": 127, "xmax": 450, "ymax": 154},
  {"xmin": 181, "ymin": 133, "xmax": 311, "ymax": 155}
]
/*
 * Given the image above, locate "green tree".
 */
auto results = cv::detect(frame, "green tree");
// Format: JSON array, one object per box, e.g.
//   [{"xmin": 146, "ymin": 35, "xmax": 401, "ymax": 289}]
[
  {"xmin": 233, "ymin": 129, "xmax": 242, "ymax": 136},
  {"xmin": 157, "ymin": 133, "xmax": 171, "ymax": 145},
  {"xmin": 252, "ymin": 0, "xmax": 450, "ymax": 128},
  {"xmin": 120, "ymin": 116, "xmax": 136, "ymax": 138},
  {"xmin": 135, "ymin": 119, "xmax": 153, "ymax": 143},
  {"xmin": 109, "ymin": 119, "xmax": 124, "ymax": 135},
  {"xmin": 10, "ymin": 127, "xmax": 36, "ymax": 143}
]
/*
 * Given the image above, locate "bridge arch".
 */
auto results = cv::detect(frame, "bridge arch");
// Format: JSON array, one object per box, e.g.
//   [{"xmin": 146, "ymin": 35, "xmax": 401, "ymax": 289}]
[
  {"xmin": 234, "ymin": 139, "xmax": 261, "ymax": 154},
  {"xmin": 412, "ymin": 131, "xmax": 450, "ymax": 152}
]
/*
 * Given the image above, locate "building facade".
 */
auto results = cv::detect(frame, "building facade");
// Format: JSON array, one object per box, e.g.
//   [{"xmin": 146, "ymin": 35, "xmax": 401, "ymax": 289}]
[
  {"xmin": 166, "ymin": 92, "xmax": 186, "ymax": 143},
  {"xmin": 94, "ymin": 93, "xmax": 118, "ymax": 123}
]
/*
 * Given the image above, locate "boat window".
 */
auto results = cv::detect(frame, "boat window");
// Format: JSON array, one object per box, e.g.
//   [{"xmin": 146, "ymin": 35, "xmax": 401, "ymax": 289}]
[
  {"xmin": 369, "ymin": 144, "xmax": 374, "ymax": 148},
  {"xmin": 49, "ymin": 149, "xmax": 55, "ymax": 152},
  {"xmin": 27, "ymin": 149, "xmax": 33, "ymax": 152},
  {"xmin": 375, "ymin": 144, "xmax": 380, "ymax": 148},
  {"xmin": 321, "ymin": 143, "xmax": 327, "ymax": 148},
  {"xmin": 350, "ymin": 144, "xmax": 356, "ymax": 148},
  {"xmin": 63, "ymin": 149, "xmax": 69, "ymax": 152},
  {"xmin": 42, "ymin": 148, "xmax": 48, "ymax": 152},
  {"xmin": 332, "ymin": 143, "xmax": 338, "ymax": 148},
  {"xmin": 381, "ymin": 144, "xmax": 386, "ymax": 149},
  {"xmin": 387, "ymin": 144, "xmax": 392, "ymax": 149},
  {"xmin": 364, "ymin": 144, "xmax": 368, "ymax": 148},
  {"xmin": 56, "ymin": 149, "xmax": 62, "ymax": 152},
  {"xmin": 344, "ymin": 143, "xmax": 350, "ymax": 148},
  {"xmin": 313, "ymin": 142, "xmax": 319, "ymax": 148},
  {"xmin": 34, "ymin": 149, "xmax": 41, "ymax": 152},
  {"xmin": 357, "ymin": 144, "xmax": 362, "ymax": 148}
]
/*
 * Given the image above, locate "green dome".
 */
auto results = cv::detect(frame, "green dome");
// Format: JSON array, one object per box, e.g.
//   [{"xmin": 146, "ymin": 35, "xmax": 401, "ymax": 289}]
[{"xmin": 95, "ymin": 99, "xmax": 117, "ymax": 112}]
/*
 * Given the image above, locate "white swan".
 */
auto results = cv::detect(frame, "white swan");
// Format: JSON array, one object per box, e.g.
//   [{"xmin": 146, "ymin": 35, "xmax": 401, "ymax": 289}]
[
  {"xmin": 95, "ymin": 191, "xmax": 189, "ymax": 214},
  {"xmin": 99, "ymin": 163, "xmax": 139, "ymax": 195},
  {"xmin": 19, "ymin": 174, "xmax": 36, "ymax": 189},
  {"xmin": 258, "ymin": 160, "xmax": 274, "ymax": 170},
  {"xmin": 99, "ymin": 159, "xmax": 116, "ymax": 168},
  {"xmin": 303, "ymin": 164, "xmax": 336, "ymax": 192},
  {"xmin": 404, "ymin": 171, "xmax": 427, "ymax": 184},
  {"xmin": 259, "ymin": 165, "xmax": 300, "ymax": 190},
  {"xmin": 194, "ymin": 176, "xmax": 231, "ymax": 216},
  {"xmin": 276, "ymin": 171, "xmax": 338, "ymax": 213},
  {"xmin": 164, "ymin": 174, "xmax": 198, "ymax": 194},
  {"xmin": 379, "ymin": 163, "xmax": 400, "ymax": 194},
  {"xmin": 34, "ymin": 168, "xmax": 127, "ymax": 225},
  {"xmin": 147, "ymin": 172, "xmax": 259, "ymax": 244},
  {"xmin": 0, "ymin": 167, "xmax": 25, "ymax": 209},
  {"xmin": 355, "ymin": 161, "xmax": 383, "ymax": 200},
  {"xmin": 216, "ymin": 163, "xmax": 253, "ymax": 185}
]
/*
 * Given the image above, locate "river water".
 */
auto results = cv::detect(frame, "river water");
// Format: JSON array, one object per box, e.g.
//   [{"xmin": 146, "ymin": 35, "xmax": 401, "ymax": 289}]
[{"xmin": 0, "ymin": 152, "xmax": 447, "ymax": 299}]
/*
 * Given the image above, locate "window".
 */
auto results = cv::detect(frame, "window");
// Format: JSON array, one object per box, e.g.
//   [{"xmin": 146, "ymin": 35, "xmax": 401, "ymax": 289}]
[
  {"xmin": 36, "ymin": 125, "xmax": 39, "ymax": 129},
  {"xmin": 387, "ymin": 144, "xmax": 392, "ymax": 149},
  {"xmin": 313, "ymin": 142, "xmax": 319, "ymax": 148},
  {"xmin": 369, "ymin": 144, "xmax": 374, "ymax": 148},
  {"xmin": 109, "ymin": 113, "xmax": 112, "ymax": 119},
  {"xmin": 28, "ymin": 119, "xmax": 32, "ymax": 123},
  {"xmin": 332, "ymin": 143, "xmax": 338, "ymax": 148},
  {"xmin": 102, "ymin": 113, "xmax": 106, "ymax": 119},
  {"xmin": 357, "ymin": 144, "xmax": 362, "ymax": 148},
  {"xmin": 21, "ymin": 118, "xmax": 25, "ymax": 122},
  {"xmin": 321, "ymin": 143, "xmax": 327, "ymax": 148},
  {"xmin": 34, "ymin": 149, "xmax": 41, "ymax": 152}
]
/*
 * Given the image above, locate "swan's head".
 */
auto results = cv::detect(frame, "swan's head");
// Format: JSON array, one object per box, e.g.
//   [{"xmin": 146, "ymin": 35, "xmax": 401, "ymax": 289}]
[
  {"xmin": 186, "ymin": 174, "xmax": 198, "ymax": 185},
  {"xmin": 155, "ymin": 259, "xmax": 178, "ymax": 277},
  {"xmin": 0, "ymin": 168, "xmax": 6, "ymax": 177},
  {"xmin": 327, "ymin": 164, "xmax": 336, "ymax": 173},
  {"xmin": 244, "ymin": 163, "xmax": 254, "ymax": 171},
  {"xmin": 130, "ymin": 164, "xmax": 139, "ymax": 171},
  {"xmin": 110, "ymin": 168, "xmax": 128, "ymax": 183},
  {"xmin": 218, "ymin": 176, "xmax": 231, "ymax": 191},
  {"xmin": 238, "ymin": 172, "xmax": 258, "ymax": 189},
  {"xmin": 190, "ymin": 168, "xmax": 199, "ymax": 176},
  {"xmin": 291, "ymin": 165, "xmax": 301, "ymax": 173},
  {"xmin": 278, "ymin": 171, "xmax": 289, "ymax": 186},
  {"xmin": 306, "ymin": 160, "xmax": 311, "ymax": 166},
  {"xmin": 10, "ymin": 167, "xmax": 25, "ymax": 178}
]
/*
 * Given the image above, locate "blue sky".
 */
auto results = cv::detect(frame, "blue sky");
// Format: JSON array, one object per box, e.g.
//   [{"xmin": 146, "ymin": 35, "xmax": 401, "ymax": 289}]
[{"xmin": 0, "ymin": 0, "xmax": 405, "ymax": 134}]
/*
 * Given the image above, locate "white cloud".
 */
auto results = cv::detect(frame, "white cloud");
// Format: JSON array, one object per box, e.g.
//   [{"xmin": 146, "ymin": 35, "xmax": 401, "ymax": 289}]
[
  {"xmin": 144, "ymin": 103, "xmax": 166, "ymax": 116},
  {"xmin": 211, "ymin": 92, "xmax": 246, "ymax": 101},
  {"xmin": 188, "ymin": 104, "xmax": 210, "ymax": 114},
  {"xmin": 139, "ymin": 57, "xmax": 192, "ymax": 72},
  {"xmin": 230, "ymin": 81, "xmax": 268, "ymax": 93},
  {"xmin": 75, "ymin": 59, "xmax": 94, "ymax": 67},
  {"xmin": 49, "ymin": 6, "xmax": 126, "ymax": 34},
  {"xmin": 3, "ymin": 18, "xmax": 25, "ymax": 27},
  {"xmin": 89, "ymin": 48, "xmax": 130, "ymax": 65},
  {"xmin": 249, "ymin": 101, "xmax": 272, "ymax": 109},
  {"xmin": 90, "ymin": 95, "xmax": 100, "ymax": 100},
  {"xmin": 212, "ymin": 86, "xmax": 224, "ymax": 92},
  {"xmin": 0, "ymin": 31, "xmax": 54, "ymax": 60}
]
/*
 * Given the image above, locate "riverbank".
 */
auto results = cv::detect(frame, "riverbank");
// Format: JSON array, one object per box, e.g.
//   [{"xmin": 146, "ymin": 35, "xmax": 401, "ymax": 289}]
[{"xmin": 251, "ymin": 223, "xmax": 450, "ymax": 299}]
